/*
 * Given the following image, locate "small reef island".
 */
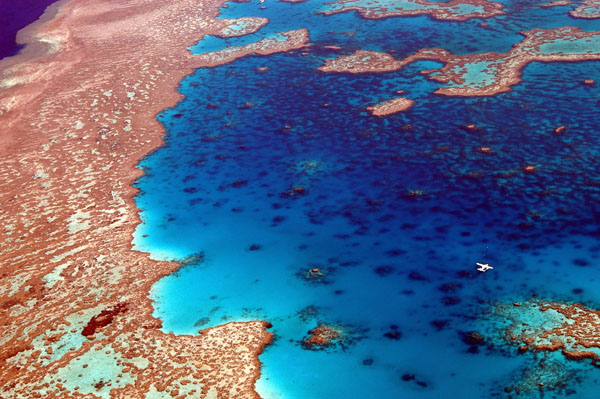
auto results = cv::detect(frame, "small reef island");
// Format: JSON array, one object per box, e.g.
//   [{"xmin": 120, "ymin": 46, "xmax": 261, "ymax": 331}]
[{"xmin": 2, "ymin": 0, "xmax": 600, "ymax": 398}]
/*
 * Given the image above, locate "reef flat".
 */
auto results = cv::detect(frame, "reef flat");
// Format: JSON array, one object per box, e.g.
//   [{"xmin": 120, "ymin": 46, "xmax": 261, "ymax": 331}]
[
  {"xmin": 494, "ymin": 300, "xmax": 600, "ymax": 365},
  {"xmin": 320, "ymin": 26, "xmax": 600, "ymax": 96},
  {"xmin": 366, "ymin": 96, "xmax": 414, "ymax": 116},
  {"xmin": 195, "ymin": 28, "xmax": 309, "ymax": 67},
  {"xmin": 539, "ymin": 0, "xmax": 574, "ymax": 7},
  {"xmin": 4, "ymin": 0, "xmax": 600, "ymax": 397},
  {"xmin": 0, "ymin": 0, "xmax": 309, "ymax": 396},
  {"xmin": 570, "ymin": 0, "xmax": 600, "ymax": 18},
  {"xmin": 321, "ymin": 0, "xmax": 506, "ymax": 21},
  {"xmin": 216, "ymin": 17, "xmax": 269, "ymax": 38}
]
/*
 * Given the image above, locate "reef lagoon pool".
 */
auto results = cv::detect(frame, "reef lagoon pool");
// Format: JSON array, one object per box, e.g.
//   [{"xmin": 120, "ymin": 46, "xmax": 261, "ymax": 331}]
[{"xmin": 133, "ymin": 0, "xmax": 600, "ymax": 397}]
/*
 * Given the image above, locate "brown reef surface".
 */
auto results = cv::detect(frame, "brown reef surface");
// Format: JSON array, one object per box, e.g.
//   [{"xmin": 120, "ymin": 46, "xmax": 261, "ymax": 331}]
[
  {"xmin": 322, "ymin": 0, "xmax": 505, "ymax": 21},
  {"xmin": 217, "ymin": 17, "xmax": 269, "ymax": 38},
  {"xmin": 366, "ymin": 97, "xmax": 414, "ymax": 116},
  {"xmin": 495, "ymin": 300, "xmax": 600, "ymax": 367},
  {"xmin": 538, "ymin": 0, "xmax": 573, "ymax": 7},
  {"xmin": 196, "ymin": 28, "xmax": 309, "ymax": 67},
  {"xmin": 301, "ymin": 323, "xmax": 348, "ymax": 350},
  {"xmin": 319, "ymin": 26, "xmax": 600, "ymax": 96},
  {"xmin": 0, "ymin": 0, "xmax": 308, "ymax": 397},
  {"xmin": 570, "ymin": 0, "xmax": 600, "ymax": 18}
]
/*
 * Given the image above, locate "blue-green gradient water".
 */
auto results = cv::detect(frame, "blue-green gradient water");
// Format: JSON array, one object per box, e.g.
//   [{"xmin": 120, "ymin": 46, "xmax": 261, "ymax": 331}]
[{"xmin": 133, "ymin": 0, "xmax": 600, "ymax": 397}]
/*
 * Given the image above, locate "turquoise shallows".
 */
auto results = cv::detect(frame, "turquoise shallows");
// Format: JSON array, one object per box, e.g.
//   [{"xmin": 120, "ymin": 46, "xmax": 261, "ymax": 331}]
[{"xmin": 134, "ymin": 0, "xmax": 600, "ymax": 397}]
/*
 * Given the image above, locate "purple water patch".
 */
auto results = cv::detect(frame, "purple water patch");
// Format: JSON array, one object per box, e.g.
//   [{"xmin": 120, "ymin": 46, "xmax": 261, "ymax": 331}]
[{"xmin": 0, "ymin": 0, "xmax": 59, "ymax": 61}]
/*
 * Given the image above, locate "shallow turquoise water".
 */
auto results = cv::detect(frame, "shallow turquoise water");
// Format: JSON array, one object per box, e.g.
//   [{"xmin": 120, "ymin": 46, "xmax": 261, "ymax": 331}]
[
  {"xmin": 320, "ymin": 0, "xmax": 486, "ymax": 15},
  {"xmin": 538, "ymin": 33, "xmax": 600, "ymax": 54},
  {"xmin": 133, "ymin": 0, "xmax": 600, "ymax": 397}
]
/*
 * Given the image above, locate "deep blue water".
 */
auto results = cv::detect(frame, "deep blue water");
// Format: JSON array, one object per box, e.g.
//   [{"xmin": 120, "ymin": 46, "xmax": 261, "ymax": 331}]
[
  {"xmin": 0, "ymin": 0, "xmax": 59, "ymax": 61},
  {"xmin": 133, "ymin": 0, "xmax": 600, "ymax": 397}
]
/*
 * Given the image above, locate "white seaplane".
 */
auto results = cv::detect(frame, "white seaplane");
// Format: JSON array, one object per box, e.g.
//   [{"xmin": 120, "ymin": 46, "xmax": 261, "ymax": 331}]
[{"xmin": 476, "ymin": 262, "xmax": 493, "ymax": 272}]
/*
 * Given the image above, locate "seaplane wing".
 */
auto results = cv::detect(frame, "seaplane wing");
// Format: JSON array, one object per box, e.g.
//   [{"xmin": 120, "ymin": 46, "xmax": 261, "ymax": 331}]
[{"xmin": 476, "ymin": 262, "xmax": 493, "ymax": 272}]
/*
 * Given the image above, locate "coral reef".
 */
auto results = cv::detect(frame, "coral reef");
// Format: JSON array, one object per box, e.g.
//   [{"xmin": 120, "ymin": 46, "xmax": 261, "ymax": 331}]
[
  {"xmin": 538, "ymin": 0, "xmax": 572, "ymax": 7},
  {"xmin": 195, "ymin": 29, "xmax": 310, "ymax": 67},
  {"xmin": 493, "ymin": 299, "xmax": 600, "ymax": 367},
  {"xmin": 298, "ymin": 266, "xmax": 333, "ymax": 284},
  {"xmin": 301, "ymin": 323, "xmax": 353, "ymax": 350},
  {"xmin": 366, "ymin": 97, "xmax": 414, "ymax": 116},
  {"xmin": 570, "ymin": 0, "xmax": 600, "ymax": 19},
  {"xmin": 322, "ymin": 0, "xmax": 505, "ymax": 21},
  {"xmin": 0, "ymin": 0, "xmax": 295, "ymax": 396},
  {"xmin": 319, "ymin": 27, "xmax": 600, "ymax": 96},
  {"xmin": 217, "ymin": 17, "xmax": 269, "ymax": 38}
]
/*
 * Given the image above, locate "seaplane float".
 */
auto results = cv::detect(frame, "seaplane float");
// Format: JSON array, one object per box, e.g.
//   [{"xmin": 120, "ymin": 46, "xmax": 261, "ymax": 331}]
[{"xmin": 476, "ymin": 262, "xmax": 493, "ymax": 272}]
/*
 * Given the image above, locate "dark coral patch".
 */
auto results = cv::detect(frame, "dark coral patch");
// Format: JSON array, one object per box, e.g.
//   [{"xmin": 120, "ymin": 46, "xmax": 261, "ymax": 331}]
[
  {"xmin": 383, "ymin": 324, "xmax": 402, "ymax": 340},
  {"xmin": 460, "ymin": 331, "xmax": 485, "ymax": 346},
  {"xmin": 82, "ymin": 303, "xmax": 127, "ymax": 337},
  {"xmin": 194, "ymin": 317, "xmax": 210, "ymax": 327},
  {"xmin": 374, "ymin": 265, "xmax": 394, "ymax": 277},
  {"xmin": 438, "ymin": 282, "xmax": 463, "ymax": 293},
  {"xmin": 430, "ymin": 319, "xmax": 449, "ymax": 331},
  {"xmin": 383, "ymin": 331, "xmax": 402, "ymax": 340},
  {"xmin": 1, "ymin": 299, "xmax": 22, "ymax": 310},
  {"xmin": 408, "ymin": 271, "xmax": 428, "ymax": 281},
  {"xmin": 455, "ymin": 269, "xmax": 477, "ymax": 279},
  {"xmin": 401, "ymin": 373, "xmax": 429, "ymax": 389},
  {"xmin": 281, "ymin": 186, "xmax": 308, "ymax": 199},
  {"xmin": 442, "ymin": 296, "xmax": 460, "ymax": 306},
  {"xmin": 231, "ymin": 179, "xmax": 248, "ymax": 188},
  {"xmin": 272, "ymin": 215, "xmax": 286, "ymax": 224},
  {"xmin": 180, "ymin": 252, "xmax": 204, "ymax": 266},
  {"xmin": 460, "ymin": 331, "xmax": 486, "ymax": 354},
  {"xmin": 301, "ymin": 323, "xmax": 346, "ymax": 351},
  {"xmin": 386, "ymin": 249, "xmax": 407, "ymax": 257},
  {"xmin": 572, "ymin": 258, "xmax": 590, "ymax": 267},
  {"xmin": 297, "ymin": 305, "xmax": 320, "ymax": 322},
  {"xmin": 297, "ymin": 266, "xmax": 334, "ymax": 285}
]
